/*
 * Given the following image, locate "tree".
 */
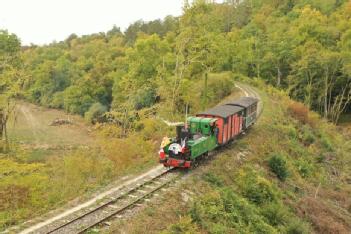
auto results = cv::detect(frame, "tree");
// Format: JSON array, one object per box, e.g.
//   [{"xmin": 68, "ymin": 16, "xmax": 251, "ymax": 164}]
[
  {"xmin": 114, "ymin": 34, "xmax": 169, "ymax": 109},
  {"xmin": 0, "ymin": 30, "xmax": 21, "ymax": 151},
  {"xmin": 0, "ymin": 30, "xmax": 21, "ymax": 95},
  {"xmin": 106, "ymin": 25, "xmax": 122, "ymax": 39}
]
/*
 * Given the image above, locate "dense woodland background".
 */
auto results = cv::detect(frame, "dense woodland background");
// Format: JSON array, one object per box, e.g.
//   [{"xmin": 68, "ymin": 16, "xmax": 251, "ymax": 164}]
[
  {"xmin": 0, "ymin": 0, "xmax": 351, "ymax": 232},
  {"xmin": 1, "ymin": 0, "xmax": 351, "ymax": 126}
]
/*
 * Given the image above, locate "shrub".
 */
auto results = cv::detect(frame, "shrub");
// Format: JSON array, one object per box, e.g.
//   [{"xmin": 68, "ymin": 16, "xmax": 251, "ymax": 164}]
[
  {"xmin": 295, "ymin": 159, "xmax": 313, "ymax": 178},
  {"xmin": 268, "ymin": 154, "xmax": 289, "ymax": 181},
  {"xmin": 284, "ymin": 218, "xmax": 310, "ymax": 234},
  {"xmin": 133, "ymin": 87, "xmax": 156, "ymax": 110},
  {"xmin": 0, "ymin": 185, "xmax": 30, "ymax": 211},
  {"xmin": 101, "ymin": 134, "xmax": 155, "ymax": 172},
  {"xmin": 138, "ymin": 118, "xmax": 164, "ymax": 140},
  {"xmin": 287, "ymin": 102, "xmax": 309, "ymax": 125},
  {"xmin": 260, "ymin": 203, "xmax": 290, "ymax": 227},
  {"xmin": 205, "ymin": 73, "xmax": 234, "ymax": 106},
  {"xmin": 190, "ymin": 188, "xmax": 277, "ymax": 234},
  {"xmin": 163, "ymin": 216, "xmax": 200, "ymax": 234},
  {"xmin": 203, "ymin": 173, "xmax": 224, "ymax": 187},
  {"xmin": 96, "ymin": 124, "xmax": 123, "ymax": 138},
  {"xmin": 320, "ymin": 134, "xmax": 334, "ymax": 151},
  {"xmin": 280, "ymin": 124, "xmax": 298, "ymax": 140},
  {"xmin": 59, "ymin": 151, "xmax": 114, "ymax": 194},
  {"xmin": 301, "ymin": 126, "xmax": 316, "ymax": 146},
  {"xmin": 50, "ymin": 91, "xmax": 64, "ymax": 108},
  {"xmin": 84, "ymin": 102, "xmax": 108, "ymax": 123},
  {"xmin": 243, "ymin": 176, "xmax": 277, "ymax": 204},
  {"xmin": 63, "ymin": 86, "xmax": 95, "ymax": 115}
]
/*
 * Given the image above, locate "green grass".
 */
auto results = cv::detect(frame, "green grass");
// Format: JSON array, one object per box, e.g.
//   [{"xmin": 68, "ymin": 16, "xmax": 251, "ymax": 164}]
[
  {"xmin": 8, "ymin": 101, "xmax": 95, "ymax": 147},
  {"xmin": 339, "ymin": 113, "xmax": 351, "ymax": 127},
  {"xmin": 107, "ymin": 79, "xmax": 351, "ymax": 234}
]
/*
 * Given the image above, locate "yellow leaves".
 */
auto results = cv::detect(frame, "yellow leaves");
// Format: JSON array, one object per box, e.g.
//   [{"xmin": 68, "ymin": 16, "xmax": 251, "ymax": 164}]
[
  {"xmin": 100, "ymin": 133, "xmax": 156, "ymax": 173},
  {"xmin": 0, "ymin": 157, "xmax": 49, "ymax": 223},
  {"xmin": 0, "ymin": 158, "xmax": 45, "ymax": 179},
  {"xmin": 299, "ymin": 5, "xmax": 327, "ymax": 23},
  {"xmin": 345, "ymin": 1, "xmax": 351, "ymax": 17},
  {"xmin": 253, "ymin": 5, "xmax": 275, "ymax": 29},
  {"xmin": 61, "ymin": 152, "xmax": 112, "ymax": 190},
  {"xmin": 165, "ymin": 215, "xmax": 200, "ymax": 234}
]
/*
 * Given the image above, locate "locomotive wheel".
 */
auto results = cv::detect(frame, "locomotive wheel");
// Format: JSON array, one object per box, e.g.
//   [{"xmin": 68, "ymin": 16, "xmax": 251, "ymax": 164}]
[
  {"xmin": 203, "ymin": 152, "xmax": 209, "ymax": 161},
  {"xmin": 192, "ymin": 160, "xmax": 199, "ymax": 169}
]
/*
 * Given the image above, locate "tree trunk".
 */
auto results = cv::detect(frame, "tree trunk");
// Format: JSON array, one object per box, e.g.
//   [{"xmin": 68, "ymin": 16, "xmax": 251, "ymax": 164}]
[
  {"xmin": 330, "ymin": 84, "xmax": 351, "ymax": 124},
  {"xmin": 324, "ymin": 69, "xmax": 329, "ymax": 119},
  {"xmin": 0, "ymin": 113, "xmax": 3, "ymax": 139},
  {"xmin": 277, "ymin": 66, "xmax": 281, "ymax": 87}
]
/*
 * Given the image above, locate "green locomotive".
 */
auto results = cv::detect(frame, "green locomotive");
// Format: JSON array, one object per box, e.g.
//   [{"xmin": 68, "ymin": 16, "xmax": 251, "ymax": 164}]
[{"xmin": 159, "ymin": 97, "xmax": 259, "ymax": 168}]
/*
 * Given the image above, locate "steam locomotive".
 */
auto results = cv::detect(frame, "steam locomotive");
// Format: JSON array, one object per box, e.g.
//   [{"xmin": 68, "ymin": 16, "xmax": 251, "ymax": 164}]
[{"xmin": 159, "ymin": 97, "xmax": 259, "ymax": 168}]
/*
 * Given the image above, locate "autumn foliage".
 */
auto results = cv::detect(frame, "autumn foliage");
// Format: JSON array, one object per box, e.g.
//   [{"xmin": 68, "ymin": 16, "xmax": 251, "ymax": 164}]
[{"xmin": 287, "ymin": 102, "xmax": 310, "ymax": 125}]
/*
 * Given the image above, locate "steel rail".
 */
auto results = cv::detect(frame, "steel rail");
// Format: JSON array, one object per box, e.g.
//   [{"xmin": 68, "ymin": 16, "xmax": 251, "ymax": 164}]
[
  {"xmin": 43, "ymin": 168, "xmax": 176, "ymax": 234},
  {"xmin": 76, "ymin": 171, "xmax": 177, "ymax": 233}
]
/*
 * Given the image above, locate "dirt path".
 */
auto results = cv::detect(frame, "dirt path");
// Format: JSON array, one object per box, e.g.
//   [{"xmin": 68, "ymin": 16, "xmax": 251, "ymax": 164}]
[
  {"xmin": 17, "ymin": 104, "xmax": 41, "ymax": 143},
  {"xmin": 8, "ymin": 102, "xmax": 94, "ymax": 148}
]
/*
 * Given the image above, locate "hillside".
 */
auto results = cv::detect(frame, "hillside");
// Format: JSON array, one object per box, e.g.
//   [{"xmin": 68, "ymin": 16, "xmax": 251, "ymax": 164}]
[
  {"xmin": 107, "ymin": 79, "xmax": 351, "ymax": 234},
  {"xmin": 0, "ymin": 0, "xmax": 350, "ymax": 233}
]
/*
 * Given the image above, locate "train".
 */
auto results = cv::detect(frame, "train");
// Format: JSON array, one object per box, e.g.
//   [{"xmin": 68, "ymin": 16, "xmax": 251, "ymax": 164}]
[{"xmin": 159, "ymin": 97, "xmax": 259, "ymax": 168}]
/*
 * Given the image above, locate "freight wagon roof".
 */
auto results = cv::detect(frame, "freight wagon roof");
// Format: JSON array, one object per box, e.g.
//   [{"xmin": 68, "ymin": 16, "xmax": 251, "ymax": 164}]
[
  {"xmin": 197, "ymin": 105, "xmax": 244, "ymax": 118},
  {"xmin": 225, "ymin": 97, "xmax": 258, "ymax": 108}
]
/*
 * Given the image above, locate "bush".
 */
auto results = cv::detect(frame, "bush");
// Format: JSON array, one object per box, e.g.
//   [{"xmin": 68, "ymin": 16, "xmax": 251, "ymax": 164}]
[
  {"xmin": 301, "ymin": 126, "xmax": 316, "ymax": 146},
  {"xmin": 284, "ymin": 218, "xmax": 310, "ymax": 234},
  {"xmin": 203, "ymin": 173, "xmax": 224, "ymax": 187},
  {"xmin": 50, "ymin": 91, "xmax": 64, "ymax": 108},
  {"xmin": 205, "ymin": 73, "xmax": 234, "ymax": 106},
  {"xmin": 260, "ymin": 203, "xmax": 290, "ymax": 227},
  {"xmin": 280, "ymin": 124, "xmax": 298, "ymax": 140},
  {"xmin": 133, "ymin": 87, "xmax": 156, "ymax": 110},
  {"xmin": 268, "ymin": 154, "xmax": 289, "ymax": 181},
  {"xmin": 190, "ymin": 188, "xmax": 277, "ymax": 234},
  {"xmin": 295, "ymin": 159, "xmax": 313, "ymax": 178},
  {"xmin": 320, "ymin": 134, "xmax": 334, "ymax": 151},
  {"xmin": 162, "ymin": 216, "xmax": 200, "ymax": 234},
  {"xmin": 63, "ymin": 86, "xmax": 95, "ymax": 115},
  {"xmin": 101, "ymin": 134, "xmax": 156, "ymax": 172},
  {"xmin": 287, "ymin": 102, "xmax": 309, "ymax": 125},
  {"xmin": 84, "ymin": 102, "xmax": 108, "ymax": 123},
  {"xmin": 243, "ymin": 176, "xmax": 277, "ymax": 204},
  {"xmin": 137, "ymin": 118, "xmax": 164, "ymax": 140}
]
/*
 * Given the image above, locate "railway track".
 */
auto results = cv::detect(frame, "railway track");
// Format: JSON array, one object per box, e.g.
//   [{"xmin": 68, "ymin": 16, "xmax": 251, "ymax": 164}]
[
  {"xmin": 235, "ymin": 82, "xmax": 263, "ymax": 117},
  {"xmin": 17, "ymin": 167, "xmax": 179, "ymax": 234}
]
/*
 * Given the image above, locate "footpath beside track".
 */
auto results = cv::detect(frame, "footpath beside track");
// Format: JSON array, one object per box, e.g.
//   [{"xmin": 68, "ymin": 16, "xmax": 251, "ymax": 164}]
[{"xmin": 7, "ymin": 82, "xmax": 262, "ymax": 234}]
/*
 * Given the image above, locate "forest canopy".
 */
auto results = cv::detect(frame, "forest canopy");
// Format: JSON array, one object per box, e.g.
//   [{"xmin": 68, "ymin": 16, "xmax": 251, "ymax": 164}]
[{"xmin": 0, "ymin": 0, "xmax": 350, "ymax": 124}]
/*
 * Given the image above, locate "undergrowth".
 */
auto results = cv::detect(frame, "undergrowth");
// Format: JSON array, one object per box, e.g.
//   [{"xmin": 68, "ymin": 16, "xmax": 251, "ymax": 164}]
[{"xmin": 109, "ymin": 76, "xmax": 351, "ymax": 234}]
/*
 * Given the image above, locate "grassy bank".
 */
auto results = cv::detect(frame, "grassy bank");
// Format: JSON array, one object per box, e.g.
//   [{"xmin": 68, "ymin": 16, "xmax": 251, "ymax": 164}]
[{"xmin": 108, "ymin": 79, "xmax": 351, "ymax": 234}]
